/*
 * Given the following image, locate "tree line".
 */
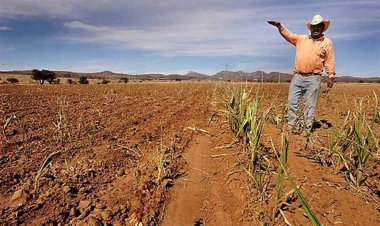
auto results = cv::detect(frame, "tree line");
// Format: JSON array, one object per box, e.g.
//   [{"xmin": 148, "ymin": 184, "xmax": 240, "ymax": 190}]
[{"xmin": 30, "ymin": 69, "xmax": 129, "ymax": 85}]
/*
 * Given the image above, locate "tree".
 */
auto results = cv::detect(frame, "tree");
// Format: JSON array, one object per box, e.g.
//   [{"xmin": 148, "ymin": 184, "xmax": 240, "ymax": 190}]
[
  {"xmin": 79, "ymin": 76, "xmax": 89, "ymax": 84},
  {"xmin": 6, "ymin": 78, "xmax": 19, "ymax": 84},
  {"xmin": 31, "ymin": 69, "xmax": 56, "ymax": 85},
  {"xmin": 118, "ymin": 77, "xmax": 129, "ymax": 83}
]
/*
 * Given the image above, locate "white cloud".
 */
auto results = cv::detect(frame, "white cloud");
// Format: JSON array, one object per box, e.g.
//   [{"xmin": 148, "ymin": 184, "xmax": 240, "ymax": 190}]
[
  {"xmin": 0, "ymin": 0, "xmax": 379, "ymax": 58},
  {"xmin": 62, "ymin": 7, "xmax": 288, "ymax": 57},
  {"xmin": 58, "ymin": 0, "xmax": 379, "ymax": 57}
]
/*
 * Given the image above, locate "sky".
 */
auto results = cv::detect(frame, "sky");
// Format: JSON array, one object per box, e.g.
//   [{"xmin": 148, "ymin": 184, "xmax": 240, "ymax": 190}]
[{"xmin": 0, "ymin": 0, "xmax": 379, "ymax": 76}]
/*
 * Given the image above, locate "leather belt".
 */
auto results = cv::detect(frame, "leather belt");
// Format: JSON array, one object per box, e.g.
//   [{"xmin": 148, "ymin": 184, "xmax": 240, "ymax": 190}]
[{"xmin": 295, "ymin": 72, "xmax": 322, "ymax": 76}]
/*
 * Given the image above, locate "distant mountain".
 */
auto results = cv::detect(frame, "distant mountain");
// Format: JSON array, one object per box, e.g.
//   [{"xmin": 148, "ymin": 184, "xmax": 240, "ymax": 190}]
[
  {"xmin": 1, "ymin": 69, "xmax": 379, "ymax": 83},
  {"xmin": 268, "ymin": 72, "xmax": 294, "ymax": 82},
  {"xmin": 333, "ymin": 76, "xmax": 380, "ymax": 83},
  {"xmin": 135, "ymin": 73, "xmax": 192, "ymax": 80},
  {"xmin": 211, "ymin": 70, "xmax": 293, "ymax": 82},
  {"xmin": 92, "ymin": 70, "xmax": 117, "ymax": 76},
  {"xmin": 212, "ymin": 70, "xmax": 255, "ymax": 81},
  {"xmin": 184, "ymin": 71, "xmax": 209, "ymax": 79}
]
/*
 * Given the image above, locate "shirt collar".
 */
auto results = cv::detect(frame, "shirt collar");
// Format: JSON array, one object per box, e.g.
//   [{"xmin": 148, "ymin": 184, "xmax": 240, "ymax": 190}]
[{"xmin": 308, "ymin": 35, "xmax": 325, "ymax": 41}]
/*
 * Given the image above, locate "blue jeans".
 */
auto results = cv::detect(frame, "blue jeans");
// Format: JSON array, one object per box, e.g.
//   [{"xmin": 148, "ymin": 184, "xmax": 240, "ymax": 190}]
[{"xmin": 288, "ymin": 73, "xmax": 321, "ymax": 129}]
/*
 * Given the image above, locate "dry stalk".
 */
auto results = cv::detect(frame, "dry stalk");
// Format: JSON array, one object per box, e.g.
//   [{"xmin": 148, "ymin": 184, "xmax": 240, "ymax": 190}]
[
  {"xmin": 2, "ymin": 115, "xmax": 16, "ymax": 142},
  {"xmin": 34, "ymin": 150, "xmax": 62, "ymax": 194},
  {"xmin": 186, "ymin": 126, "xmax": 212, "ymax": 136},
  {"xmin": 53, "ymin": 96, "xmax": 70, "ymax": 145}
]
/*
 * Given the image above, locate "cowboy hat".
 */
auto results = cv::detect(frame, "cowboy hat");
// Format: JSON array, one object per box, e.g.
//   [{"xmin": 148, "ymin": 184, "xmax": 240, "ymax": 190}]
[{"xmin": 307, "ymin": 15, "xmax": 330, "ymax": 32}]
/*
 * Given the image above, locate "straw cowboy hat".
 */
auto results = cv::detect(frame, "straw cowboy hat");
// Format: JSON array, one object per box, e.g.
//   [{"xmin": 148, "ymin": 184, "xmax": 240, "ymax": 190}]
[{"xmin": 307, "ymin": 15, "xmax": 330, "ymax": 32}]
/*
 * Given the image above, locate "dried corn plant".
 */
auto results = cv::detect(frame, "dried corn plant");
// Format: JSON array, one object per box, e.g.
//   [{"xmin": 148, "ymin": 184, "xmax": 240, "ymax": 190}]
[
  {"xmin": 239, "ymin": 155, "xmax": 271, "ymax": 202},
  {"xmin": 272, "ymin": 133, "xmax": 289, "ymax": 220},
  {"xmin": 371, "ymin": 91, "xmax": 379, "ymax": 125},
  {"xmin": 265, "ymin": 91, "xmax": 288, "ymax": 129},
  {"xmin": 296, "ymin": 111, "xmax": 353, "ymax": 169},
  {"xmin": 269, "ymin": 102, "xmax": 288, "ymax": 129},
  {"xmin": 2, "ymin": 115, "xmax": 17, "ymax": 142},
  {"xmin": 220, "ymin": 85, "xmax": 273, "ymax": 200},
  {"xmin": 34, "ymin": 150, "xmax": 61, "ymax": 195},
  {"xmin": 298, "ymin": 94, "xmax": 379, "ymax": 188},
  {"xmin": 1, "ymin": 94, "xmax": 17, "ymax": 143},
  {"xmin": 240, "ymin": 96, "xmax": 271, "ymax": 164},
  {"xmin": 271, "ymin": 134, "xmax": 321, "ymax": 226},
  {"xmin": 217, "ymin": 84, "xmax": 253, "ymax": 137},
  {"xmin": 53, "ymin": 96, "xmax": 71, "ymax": 145},
  {"xmin": 349, "ymin": 98, "xmax": 378, "ymax": 186},
  {"xmin": 156, "ymin": 138, "xmax": 181, "ymax": 185},
  {"xmin": 156, "ymin": 137, "xmax": 167, "ymax": 183}
]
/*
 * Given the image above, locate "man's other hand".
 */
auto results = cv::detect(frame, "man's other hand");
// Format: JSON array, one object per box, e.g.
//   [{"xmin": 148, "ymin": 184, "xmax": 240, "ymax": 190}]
[
  {"xmin": 267, "ymin": 20, "xmax": 281, "ymax": 28},
  {"xmin": 327, "ymin": 77, "xmax": 334, "ymax": 88}
]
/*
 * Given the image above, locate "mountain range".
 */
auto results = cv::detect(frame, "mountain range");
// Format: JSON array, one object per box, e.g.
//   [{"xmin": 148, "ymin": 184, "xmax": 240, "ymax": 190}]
[{"xmin": 1, "ymin": 70, "xmax": 379, "ymax": 83}]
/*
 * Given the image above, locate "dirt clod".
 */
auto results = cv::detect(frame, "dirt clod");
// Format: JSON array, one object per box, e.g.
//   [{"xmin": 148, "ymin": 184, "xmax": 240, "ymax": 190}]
[
  {"xmin": 95, "ymin": 203, "xmax": 106, "ymax": 209},
  {"xmin": 9, "ymin": 186, "xmax": 28, "ymax": 208},
  {"xmin": 322, "ymin": 174, "xmax": 346, "ymax": 184},
  {"xmin": 78, "ymin": 200, "xmax": 92, "ymax": 213},
  {"xmin": 70, "ymin": 207, "xmax": 80, "ymax": 217},
  {"xmin": 101, "ymin": 209, "xmax": 113, "ymax": 221},
  {"xmin": 77, "ymin": 215, "xmax": 102, "ymax": 226},
  {"xmin": 62, "ymin": 185, "xmax": 71, "ymax": 193}
]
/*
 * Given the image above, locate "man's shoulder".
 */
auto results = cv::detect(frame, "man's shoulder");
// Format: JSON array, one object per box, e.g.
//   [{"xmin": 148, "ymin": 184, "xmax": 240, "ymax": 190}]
[
  {"xmin": 296, "ymin": 34, "xmax": 309, "ymax": 41},
  {"xmin": 323, "ymin": 36, "xmax": 333, "ymax": 44}
]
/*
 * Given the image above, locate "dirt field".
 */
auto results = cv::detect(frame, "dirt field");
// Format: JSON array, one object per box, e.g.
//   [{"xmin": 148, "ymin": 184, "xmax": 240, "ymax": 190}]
[{"xmin": 1, "ymin": 82, "xmax": 379, "ymax": 225}]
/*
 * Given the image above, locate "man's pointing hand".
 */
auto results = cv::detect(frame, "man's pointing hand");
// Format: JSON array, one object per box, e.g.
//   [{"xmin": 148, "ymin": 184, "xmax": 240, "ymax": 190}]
[{"xmin": 267, "ymin": 20, "xmax": 281, "ymax": 28}]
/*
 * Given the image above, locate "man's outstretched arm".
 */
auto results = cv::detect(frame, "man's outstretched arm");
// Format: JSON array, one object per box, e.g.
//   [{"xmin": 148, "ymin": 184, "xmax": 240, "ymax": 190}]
[{"xmin": 267, "ymin": 20, "xmax": 299, "ymax": 46}]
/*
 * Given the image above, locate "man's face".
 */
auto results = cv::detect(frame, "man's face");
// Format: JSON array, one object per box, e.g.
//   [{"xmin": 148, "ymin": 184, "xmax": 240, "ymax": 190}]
[{"xmin": 310, "ymin": 23, "xmax": 325, "ymax": 38}]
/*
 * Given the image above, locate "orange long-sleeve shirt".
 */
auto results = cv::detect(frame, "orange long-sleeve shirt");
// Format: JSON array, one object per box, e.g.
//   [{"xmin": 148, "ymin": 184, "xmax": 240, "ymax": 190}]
[{"xmin": 279, "ymin": 24, "xmax": 335, "ymax": 78}]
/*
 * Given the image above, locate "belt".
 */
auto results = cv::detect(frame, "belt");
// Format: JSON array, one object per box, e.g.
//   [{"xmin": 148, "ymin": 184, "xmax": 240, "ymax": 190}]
[{"xmin": 295, "ymin": 72, "xmax": 322, "ymax": 76}]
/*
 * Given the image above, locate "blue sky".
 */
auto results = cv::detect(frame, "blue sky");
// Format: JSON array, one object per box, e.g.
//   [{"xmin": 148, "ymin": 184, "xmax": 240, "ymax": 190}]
[{"xmin": 0, "ymin": 0, "xmax": 379, "ymax": 76}]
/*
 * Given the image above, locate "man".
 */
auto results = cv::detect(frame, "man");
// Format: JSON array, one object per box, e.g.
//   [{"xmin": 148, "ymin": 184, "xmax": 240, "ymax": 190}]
[{"xmin": 268, "ymin": 15, "xmax": 335, "ymax": 133}]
